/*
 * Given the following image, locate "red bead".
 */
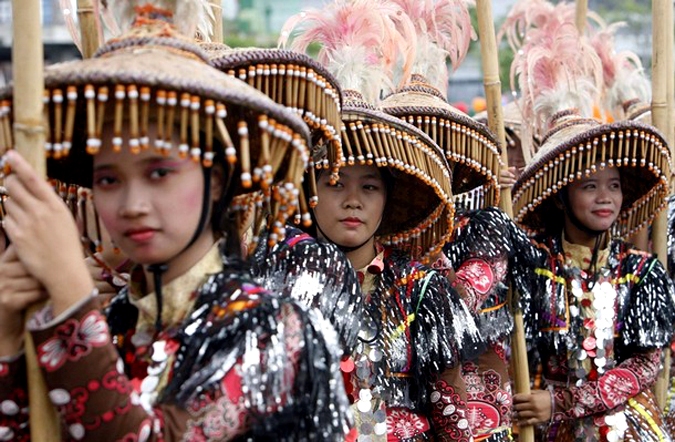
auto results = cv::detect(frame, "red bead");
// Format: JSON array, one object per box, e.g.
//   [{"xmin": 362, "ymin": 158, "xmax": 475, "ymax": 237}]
[
  {"xmin": 102, "ymin": 411, "xmax": 115, "ymax": 422},
  {"xmin": 340, "ymin": 357, "xmax": 355, "ymax": 373},
  {"xmin": 582, "ymin": 337, "xmax": 596, "ymax": 351},
  {"xmin": 88, "ymin": 380, "xmax": 100, "ymax": 392}
]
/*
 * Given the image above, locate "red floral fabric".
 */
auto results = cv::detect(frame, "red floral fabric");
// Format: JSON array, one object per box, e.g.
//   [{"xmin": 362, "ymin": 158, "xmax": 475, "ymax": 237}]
[
  {"xmin": 0, "ymin": 295, "xmax": 310, "ymax": 441},
  {"xmin": 551, "ymin": 349, "xmax": 661, "ymax": 421}
]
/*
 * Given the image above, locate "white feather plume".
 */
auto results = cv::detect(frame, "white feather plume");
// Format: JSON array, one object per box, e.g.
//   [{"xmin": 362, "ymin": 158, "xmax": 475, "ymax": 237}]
[{"xmin": 104, "ymin": 0, "xmax": 214, "ymax": 40}]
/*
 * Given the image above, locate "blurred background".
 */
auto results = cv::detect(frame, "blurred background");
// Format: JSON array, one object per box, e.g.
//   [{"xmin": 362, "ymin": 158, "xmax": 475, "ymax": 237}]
[{"xmin": 0, "ymin": 0, "xmax": 656, "ymax": 115}]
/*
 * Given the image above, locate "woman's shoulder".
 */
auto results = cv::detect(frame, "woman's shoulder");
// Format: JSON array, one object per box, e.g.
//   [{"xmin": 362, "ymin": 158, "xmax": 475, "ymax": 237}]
[
  {"xmin": 610, "ymin": 238, "xmax": 660, "ymax": 270},
  {"xmin": 254, "ymin": 224, "xmax": 349, "ymax": 267}
]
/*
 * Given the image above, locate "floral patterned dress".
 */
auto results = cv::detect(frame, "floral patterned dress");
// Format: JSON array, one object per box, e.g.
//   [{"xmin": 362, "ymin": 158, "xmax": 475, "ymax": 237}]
[
  {"xmin": 442, "ymin": 207, "xmax": 542, "ymax": 442},
  {"xmin": 343, "ymin": 244, "xmax": 485, "ymax": 442},
  {"xmin": 0, "ymin": 242, "xmax": 350, "ymax": 441},
  {"xmin": 528, "ymin": 235, "xmax": 675, "ymax": 442}
]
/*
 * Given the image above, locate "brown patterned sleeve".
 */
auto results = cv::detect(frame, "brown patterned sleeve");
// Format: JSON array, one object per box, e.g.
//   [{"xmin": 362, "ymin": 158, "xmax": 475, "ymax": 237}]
[
  {"xmin": 551, "ymin": 349, "xmax": 661, "ymax": 421},
  {"xmin": 0, "ymin": 354, "xmax": 30, "ymax": 442},
  {"xmin": 28, "ymin": 298, "xmax": 194, "ymax": 441},
  {"xmin": 428, "ymin": 365, "xmax": 473, "ymax": 442}
]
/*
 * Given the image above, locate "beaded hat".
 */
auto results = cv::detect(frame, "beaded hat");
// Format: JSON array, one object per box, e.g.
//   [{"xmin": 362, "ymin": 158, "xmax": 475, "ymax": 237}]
[
  {"xmin": 511, "ymin": 7, "xmax": 672, "ymax": 238},
  {"xmin": 204, "ymin": 44, "xmax": 343, "ymax": 168},
  {"xmin": 280, "ymin": 0, "xmax": 455, "ymax": 261},
  {"xmin": 201, "ymin": 44, "xmax": 343, "ymax": 233},
  {"xmin": 0, "ymin": 2, "xmax": 311, "ymax": 245},
  {"xmin": 379, "ymin": 0, "xmax": 501, "ymax": 211}
]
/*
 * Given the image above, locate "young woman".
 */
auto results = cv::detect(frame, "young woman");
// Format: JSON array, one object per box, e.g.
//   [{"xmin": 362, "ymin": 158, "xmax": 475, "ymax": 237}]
[
  {"xmin": 282, "ymin": 1, "xmax": 483, "ymax": 439},
  {"xmin": 0, "ymin": 5, "xmax": 350, "ymax": 441},
  {"xmin": 312, "ymin": 155, "xmax": 484, "ymax": 441},
  {"xmin": 512, "ymin": 142, "xmax": 674, "ymax": 441},
  {"xmin": 507, "ymin": 8, "xmax": 675, "ymax": 440}
]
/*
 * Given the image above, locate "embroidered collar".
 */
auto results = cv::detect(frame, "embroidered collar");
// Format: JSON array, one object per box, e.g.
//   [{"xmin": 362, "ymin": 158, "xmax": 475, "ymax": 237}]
[
  {"xmin": 128, "ymin": 241, "xmax": 223, "ymax": 331},
  {"xmin": 561, "ymin": 234, "xmax": 610, "ymax": 271}
]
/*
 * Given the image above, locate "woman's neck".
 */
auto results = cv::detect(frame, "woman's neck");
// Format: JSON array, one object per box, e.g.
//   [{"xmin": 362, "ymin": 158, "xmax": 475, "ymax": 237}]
[
  {"xmin": 143, "ymin": 231, "xmax": 218, "ymax": 294},
  {"xmin": 346, "ymin": 237, "xmax": 378, "ymax": 270},
  {"xmin": 562, "ymin": 222, "xmax": 608, "ymax": 249}
]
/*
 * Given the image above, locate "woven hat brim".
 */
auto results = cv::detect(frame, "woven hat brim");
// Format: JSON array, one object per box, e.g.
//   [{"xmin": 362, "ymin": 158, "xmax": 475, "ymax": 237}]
[
  {"xmin": 336, "ymin": 104, "xmax": 455, "ymax": 260},
  {"xmin": 380, "ymin": 89, "xmax": 501, "ymax": 208},
  {"xmin": 0, "ymin": 48, "xmax": 311, "ymax": 194},
  {"xmin": 513, "ymin": 119, "xmax": 672, "ymax": 237},
  {"xmin": 206, "ymin": 45, "xmax": 343, "ymax": 168}
]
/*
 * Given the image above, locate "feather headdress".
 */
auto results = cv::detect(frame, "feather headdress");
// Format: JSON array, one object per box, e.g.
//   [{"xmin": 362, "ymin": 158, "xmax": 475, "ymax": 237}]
[
  {"xmin": 59, "ymin": 0, "xmax": 121, "ymax": 54},
  {"xmin": 498, "ymin": 0, "xmax": 555, "ymax": 52},
  {"xmin": 59, "ymin": 0, "xmax": 215, "ymax": 56},
  {"xmin": 279, "ymin": 0, "xmax": 416, "ymax": 104},
  {"xmin": 387, "ymin": 0, "xmax": 475, "ymax": 95},
  {"xmin": 102, "ymin": 0, "xmax": 214, "ymax": 41},
  {"xmin": 512, "ymin": 4, "xmax": 602, "ymax": 137},
  {"xmin": 589, "ymin": 20, "xmax": 650, "ymax": 120}
]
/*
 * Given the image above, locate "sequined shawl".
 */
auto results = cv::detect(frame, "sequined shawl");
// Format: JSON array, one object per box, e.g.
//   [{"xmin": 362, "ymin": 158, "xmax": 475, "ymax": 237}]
[
  {"xmin": 251, "ymin": 225, "xmax": 364, "ymax": 355},
  {"xmin": 528, "ymin": 235, "xmax": 675, "ymax": 363},
  {"xmin": 443, "ymin": 206, "xmax": 544, "ymax": 344},
  {"xmin": 106, "ymin": 244, "xmax": 350, "ymax": 441},
  {"xmin": 668, "ymin": 194, "xmax": 675, "ymax": 280},
  {"xmin": 359, "ymin": 247, "xmax": 485, "ymax": 410}
]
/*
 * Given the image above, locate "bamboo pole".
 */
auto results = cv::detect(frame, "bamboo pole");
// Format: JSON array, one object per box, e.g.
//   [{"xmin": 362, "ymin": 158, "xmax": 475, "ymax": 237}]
[
  {"xmin": 575, "ymin": 0, "xmax": 588, "ymax": 35},
  {"xmin": 77, "ymin": 0, "xmax": 101, "ymax": 59},
  {"xmin": 210, "ymin": 0, "xmax": 223, "ymax": 42},
  {"xmin": 475, "ymin": 1, "xmax": 533, "ymax": 441},
  {"xmin": 667, "ymin": 1, "xmax": 674, "ymax": 150},
  {"xmin": 11, "ymin": 0, "xmax": 60, "ymax": 439},
  {"xmin": 652, "ymin": 0, "xmax": 674, "ymax": 410}
]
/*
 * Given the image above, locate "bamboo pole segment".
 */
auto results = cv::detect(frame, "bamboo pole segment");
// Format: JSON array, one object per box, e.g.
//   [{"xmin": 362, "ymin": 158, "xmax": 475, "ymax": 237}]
[
  {"xmin": 475, "ymin": 2, "xmax": 533, "ymax": 441},
  {"xmin": 667, "ymin": 2, "xmax": 674, "ymax": 150},
  {"xmin": 77, "ymin": 0, "xmax": 101, "ymax": 59},
  {"xmin": 11, "ymin": 0, "xmax": 60, "ymax": 438},
  {"xmin": 476, "ymin": 0, "xmax": 512, "ymax": 216},
  {"xmin": 575, "ymin": 0, "xmax": 588, "ymax": 35},
  {"xmin": 210, "ymin": 0, "xmax": 223, "ymax": 42},
  {"xmin": 651, "ymin": 0, "xmax": 674, "ymax": 410}
]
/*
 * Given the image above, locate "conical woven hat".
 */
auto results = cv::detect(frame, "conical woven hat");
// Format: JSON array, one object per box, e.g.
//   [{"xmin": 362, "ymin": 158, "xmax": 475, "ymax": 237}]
[
  {"xmin": 204, "ymin": 43, "xmax": 343, "ymax": 171},
  {"xmin": 381, "ymin": 76, "xmax": 501, "ymax": 211},
  {"xmin": 512, "ymin": 110, "xmax": 672, "ymax": 237}
]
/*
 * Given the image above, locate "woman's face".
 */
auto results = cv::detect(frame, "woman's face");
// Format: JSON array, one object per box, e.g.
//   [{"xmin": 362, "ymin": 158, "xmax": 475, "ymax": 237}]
[
  {"xmin": 313, "ymin": 164, "xmax": 387, "ymax": 248},
  {"xmin": 565, "ymin": 167, "xmax": 622, "ymax": 234},
  {"xmin": 92, "ymin": 134, "xmax": 219, "ymax": 269}
]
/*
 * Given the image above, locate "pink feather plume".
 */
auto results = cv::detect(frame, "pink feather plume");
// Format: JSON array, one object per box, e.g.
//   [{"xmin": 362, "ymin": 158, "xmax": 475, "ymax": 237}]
[
  {"xmin": 588, "ymin": 20, "xmax": 650, "ymax": 118},
  {"xmin": 512, "ymin": 5, "xmax": 603, "ymax": 136},
  {"xmin": 387, "ymin": 0, "xmax": 475, "ymax": 95},
  {"xmin": 59, "ymin": 0, "xmax": 83, "ymax": 54},
  {"xmin": 279, "ymin": 0, "xmax": 416, "ymax": 104}
]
